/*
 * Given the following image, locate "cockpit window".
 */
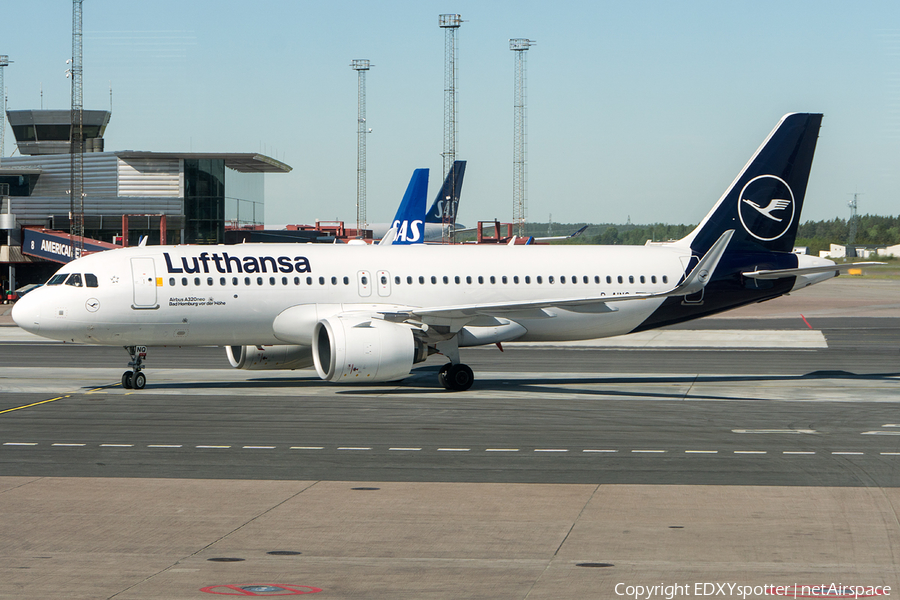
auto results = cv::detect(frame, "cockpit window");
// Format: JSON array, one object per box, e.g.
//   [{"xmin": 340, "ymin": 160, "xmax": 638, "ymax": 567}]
[
  {"xmin": 64, "ymin": 273, "xmax": 83, "ymax": 287},
  {"xmin": 47, "ymin": 274, "xmax": 68, "ymax": 286},
  {"xmin": 85, "ymin": 273, "xmax": 99, "ymax": 288}
]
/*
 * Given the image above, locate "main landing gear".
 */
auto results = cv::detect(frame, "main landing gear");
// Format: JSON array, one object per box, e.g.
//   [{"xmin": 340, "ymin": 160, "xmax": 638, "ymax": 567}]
[
  {"xmin": 122, "ymin": 345, "xmax": 148, "ymax": 390},
  {"xmin": 435, "ymin": 337, "xmax": 474, "ymax": 391},
  {"xmin": 438, "ymin": 362, "xmax": 474, "ymax": 391}
]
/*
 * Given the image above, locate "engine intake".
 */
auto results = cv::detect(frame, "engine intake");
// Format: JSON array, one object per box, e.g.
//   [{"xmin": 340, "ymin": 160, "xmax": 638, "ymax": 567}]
[{"xmin": 312, "ymin": 315, "xmax": 426, "ymax": 383}]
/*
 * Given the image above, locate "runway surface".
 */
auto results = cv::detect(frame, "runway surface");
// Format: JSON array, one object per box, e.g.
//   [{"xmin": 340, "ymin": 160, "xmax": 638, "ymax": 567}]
[{"xmin": 1, "ymin": 277, "xmax": 900, "ymax": 598}]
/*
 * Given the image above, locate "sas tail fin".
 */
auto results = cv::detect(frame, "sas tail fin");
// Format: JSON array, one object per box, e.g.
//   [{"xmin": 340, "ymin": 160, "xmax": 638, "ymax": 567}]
[
  {"xmin": 388, "ymin": 168, "xmax": 429, "ymax": 245},
  {"xmin": 679, "ymin": 113, "xmax": 823, "ymax": 255},
  {"xmin": 425, "ymin": 160, "xmax": 466, "ymax": 226}
]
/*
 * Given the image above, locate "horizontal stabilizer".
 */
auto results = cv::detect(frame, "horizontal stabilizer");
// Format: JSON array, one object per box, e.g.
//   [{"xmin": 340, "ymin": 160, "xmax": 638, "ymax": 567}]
[{"xmin": 743, "ymin": 261, "xmax": 885, "ymax": 280}]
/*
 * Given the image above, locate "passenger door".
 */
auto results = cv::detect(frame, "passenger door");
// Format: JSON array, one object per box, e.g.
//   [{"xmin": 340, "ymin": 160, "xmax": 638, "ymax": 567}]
[{"xmin": 131, "ymin": 257, "xmax": 159, "ymax": 309}]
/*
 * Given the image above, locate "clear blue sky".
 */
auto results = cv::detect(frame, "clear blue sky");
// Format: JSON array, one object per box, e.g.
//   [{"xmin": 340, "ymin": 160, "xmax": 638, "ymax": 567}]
[{"xmin": 3, "ymin": 1, "xmax": 899, "ymax": 228}]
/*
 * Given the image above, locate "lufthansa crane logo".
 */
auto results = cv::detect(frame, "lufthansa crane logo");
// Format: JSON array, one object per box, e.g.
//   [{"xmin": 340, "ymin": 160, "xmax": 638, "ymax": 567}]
[{"xmin": 737, "ymin": 175, "xmax": 795, "ymax": 241}]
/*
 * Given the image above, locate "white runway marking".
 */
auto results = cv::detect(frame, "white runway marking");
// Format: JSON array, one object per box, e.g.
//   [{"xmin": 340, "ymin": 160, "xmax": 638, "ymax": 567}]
[{"xmin": 732, "ymin": 429, "xmax": 818, "ymax": 434}]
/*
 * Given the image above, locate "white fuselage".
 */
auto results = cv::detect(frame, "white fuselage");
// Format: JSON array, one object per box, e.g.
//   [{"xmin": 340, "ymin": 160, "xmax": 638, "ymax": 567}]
[{"xmin": 14, "ymin": 243, "xmax": 694, "ymax": 347}]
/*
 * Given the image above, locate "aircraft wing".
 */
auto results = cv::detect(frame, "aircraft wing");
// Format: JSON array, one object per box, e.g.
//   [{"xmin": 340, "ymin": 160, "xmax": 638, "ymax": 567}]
[
  {"xmin": 742, "ymin": 261, "xmax": 884, "ymax": 280},
  {"xmin": 532, "ymin": 225, "xmax": 589, "ymax": 242},
  {"xmin": 386, "ymin": 230, "xmax": 734, "ymax": 322}
]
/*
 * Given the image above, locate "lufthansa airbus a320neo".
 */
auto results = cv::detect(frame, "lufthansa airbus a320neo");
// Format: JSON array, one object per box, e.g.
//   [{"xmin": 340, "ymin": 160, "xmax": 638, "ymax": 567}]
[{"xmin": 13, "ymin": 114, "xmax": 865, "ymax": 390}]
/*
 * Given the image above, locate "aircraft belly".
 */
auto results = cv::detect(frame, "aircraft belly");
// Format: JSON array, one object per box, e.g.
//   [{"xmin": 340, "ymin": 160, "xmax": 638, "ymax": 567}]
[{"xmin": 515, "ymin": 298, "xmax": 664, "ymax": 342}]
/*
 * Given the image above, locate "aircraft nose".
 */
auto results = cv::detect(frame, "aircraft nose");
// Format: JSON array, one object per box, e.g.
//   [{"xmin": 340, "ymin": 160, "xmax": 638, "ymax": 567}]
[{"xmin": 11, "ymin": 294, "xmax": 40, "ymax": 333}]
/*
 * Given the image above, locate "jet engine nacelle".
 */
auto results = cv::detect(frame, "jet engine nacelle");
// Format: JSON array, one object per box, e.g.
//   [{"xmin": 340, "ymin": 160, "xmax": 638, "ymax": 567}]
[
  {"xmin": 312, "ymin": 315, "xmax": 427, "ymax": 383},
  {"xmin": 225, "ymin": 344, "xmax": 314, "ymax": 370}
]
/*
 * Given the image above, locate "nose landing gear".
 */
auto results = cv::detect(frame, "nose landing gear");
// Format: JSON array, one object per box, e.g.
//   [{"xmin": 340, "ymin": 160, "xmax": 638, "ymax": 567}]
[{"xmin": 122, "ymin": 345, "xmax": 148, "ymax": 390}]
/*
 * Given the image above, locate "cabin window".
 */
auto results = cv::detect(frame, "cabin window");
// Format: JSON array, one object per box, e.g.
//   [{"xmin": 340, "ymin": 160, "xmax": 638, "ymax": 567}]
[
  {"xmin": 294, "ymin": 277, "xmax": 300, "ymax": 285},
  {"xmin": 490, "ymin": 276, "xmax": 496, "ymax": 284},
  {"xmin": 431, "ymin": 276, "xmax": 437, "ymax": 284},
  {"xmin": 443, "ymin": 276, "xmax": 449, "ymax": 284},
  {"xmin": 407, "ymin": 276, "xmax": 413, "ymax": 284},
  {"xmin": 537, "ymin": 276, "xmax": 542, "ymax": 284},
  {"xmin": 268, "ymin": 277, "xmax": 275, "ymax": 286},
  {"xmin": 306, "ymin": 277, "xmax": 312, "ymax": 285},
  {"xmin": 455, "ymin": 276, "xmax": 460, "ymax": 284},
  {"xmin": 47, "ymin": 274, "xmax": 68, "ymax": 286},
  {"xmin": 502, "ymin": 276, "xmax": 508, "ymax": 284},
  {"xmin": 381, "ymin": 275, "xmax": 388, "ymax": 285},
  {"xmin": 513, "ymin": 276, "xmax": 519, "ymax": 284},
  {"xmin": 651, "ymin": 275, "xmax": 657, "ymax": 284},
  {"xmin": 331, "ymin": 276, "xmax": 338, "ymax": 285},
  {"xmin": 418, "ymin": 276, "xmax": 425, "ymax": 284},
  {"xmin": 195, "ymin": 277, "xmax": 202, "ymax": 286},
  {"xmin": 169, "ymin": 278, "xmax": 175, "ymax": 286},
  {"xmin": 319, "ymin": 277, "xmax": 325, "ymax": 285},
  {"xmin": 561, "ymin": 276, "xmax": 567, "ymax": 284},
  {"xmin": 640, "ymin": 275, "xmax": 645, "ymax": 284},
  {"xmin": 478, "ymin": 276, "xmax": 484, "ymax": 284},
  {"xmin": 85, "ymin": 273, "xmax": 99, "ymax": 288},
  {"xmin": 662, "ymin": 275, "xmax": 668, "ymax": 284},
  {"xmin": 595, "ymin": 276, "xmax": 600, "ymax": 284},
  {"xmin": 617, "ymin": 276, "xmax": 623, "ymax": 284},
  {"xmin": 65, "ymin": 273, "xmax": 83, "ymax": 287},
  {"xmin": 257, "ymin": 277, "xmax": 264, "ymax": 286},
  {"xmin": 183, "ymin": 277, "xmax": 189, "ymax": 286},
  {"xmin": 208, "ymin": 277, "xmax": 214, "ymax": 286},
  {"xmin": 607, "ymin": 276, "xmax": 612, "ymax": 284},
  {"xmin": 466, "ymin": 276, "xmax": 472, "ymax": 284},
  {"xmin": 583, "ymin": 276, "xmax": 589, "ymax": 284},
  {"xmin": 525, "ymin": 276, "xmax": 530, "ymax": 284},
  {"xmin": 395, "ymin": 276, "xmax": 401, "ymax": 285},
  {"xmin": 549, "ymin": 276, "xmax": 555, "ymax": 284},
  {"xmin": 629, "ymin": 276, "xmax": 634, "ymax": 284}
]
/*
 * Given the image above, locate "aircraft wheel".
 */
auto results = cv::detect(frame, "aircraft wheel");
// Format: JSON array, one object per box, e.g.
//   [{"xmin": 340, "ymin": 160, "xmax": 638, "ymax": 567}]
[
  {"xmin": 445, "ymin": 364, "xmax": 474, "ymax": 391},
  {"xmin": 122, "ymin": 371, "xmax": 133, "ymax": 389},
  {"xmin": 438, "ymin": 363, "xmax": 452, "ymax": 389},
  {"xmin": 132, "ymin": 372, "xmax": 147, "ymax": 390}
]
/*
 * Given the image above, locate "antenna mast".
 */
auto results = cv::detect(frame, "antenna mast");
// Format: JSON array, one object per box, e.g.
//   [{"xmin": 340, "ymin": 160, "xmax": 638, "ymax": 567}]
[
  {"xmin": 350, "ymin": 59, "xmax": 372, "ymax": 238},
  {"xmin": 510, "ymin": 38, "xmax": 535, "ymax": 237},
  {"xmin": 440, "ymin": 14, "xmax": 462, "ymax": 182},
  {"xmin": 848, "ymin": 192, "xmax": 862, "ymax": 248},
  {"xmin": 0, "ymin": 55, "xmax": 10, "ymax": 166},
  {"xmin": 70, "ymin": 0, "xmax": 85, "ymax": 254}
]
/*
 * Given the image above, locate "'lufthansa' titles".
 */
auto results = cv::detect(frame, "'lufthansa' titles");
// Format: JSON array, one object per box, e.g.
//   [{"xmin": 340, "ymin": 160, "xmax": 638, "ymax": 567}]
[{"xmin": 164, "ymin": 252, "xmax": 312, "ymax": 274}]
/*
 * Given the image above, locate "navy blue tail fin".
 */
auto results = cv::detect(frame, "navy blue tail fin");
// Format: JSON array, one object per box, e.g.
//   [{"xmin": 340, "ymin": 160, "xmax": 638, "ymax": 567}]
[
  {"xmin": 390, "ymin": 168, "xmax": 429, "ymax": 244},
  {"xmin": 680, "ymin": 113, "xmax": 823, "ymax": 255},
  {"xmin": 426, "ymin": 160, "xmax": 466, "ymax": 225}
]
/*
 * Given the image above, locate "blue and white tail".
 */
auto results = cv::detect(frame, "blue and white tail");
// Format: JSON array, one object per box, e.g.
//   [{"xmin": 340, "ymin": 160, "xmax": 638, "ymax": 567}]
[
  {"xmin": 425, "ymin": 160, "xmax": 466, "ymax": 226},
  {"xmin": 388, "ymin": 168, "xmax": 429, "ymax": 245},
  {"xmin": 679, "ymin": 113, "xmax": 823, "ymax": 256}
]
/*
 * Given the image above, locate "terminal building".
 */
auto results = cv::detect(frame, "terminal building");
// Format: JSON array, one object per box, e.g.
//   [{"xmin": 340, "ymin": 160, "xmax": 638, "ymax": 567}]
[{"xmin": 0, "ymin": 108, "xmax": 291, "ymax": 291}]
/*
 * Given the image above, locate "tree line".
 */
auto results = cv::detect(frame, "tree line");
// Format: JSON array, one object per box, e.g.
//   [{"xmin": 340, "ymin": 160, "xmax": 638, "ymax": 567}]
[{"xmin": 531, "ymin": 215, "xmax": 900, "ymax": 254}]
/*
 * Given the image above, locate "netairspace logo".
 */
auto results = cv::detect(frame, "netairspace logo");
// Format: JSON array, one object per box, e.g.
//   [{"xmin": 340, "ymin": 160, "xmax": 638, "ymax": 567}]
[{"xmin": 614, "ymin": 582, "xmax": 892, "ymax": 599}]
